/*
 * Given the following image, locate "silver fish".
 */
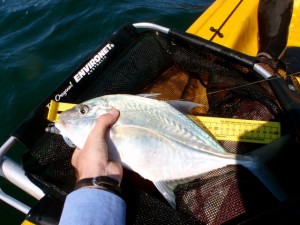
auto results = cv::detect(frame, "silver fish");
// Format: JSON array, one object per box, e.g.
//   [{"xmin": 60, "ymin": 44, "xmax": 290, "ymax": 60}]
[{"xmin": 54, "ymin": 94, "xmax": 288, "ymax": 207}]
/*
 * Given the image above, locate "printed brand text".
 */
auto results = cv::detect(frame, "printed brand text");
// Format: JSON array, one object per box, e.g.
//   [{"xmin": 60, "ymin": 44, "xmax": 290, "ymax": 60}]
[{"xmin": 73, "ymin": 43, "xmax": 114, "ymax": 83}]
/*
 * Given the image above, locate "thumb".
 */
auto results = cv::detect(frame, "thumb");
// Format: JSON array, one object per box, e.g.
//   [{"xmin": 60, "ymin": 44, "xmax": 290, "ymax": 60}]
[
  {"xmin": 71, "ymin": 109, "xmax": 120, "ymax": 171},
  {"xmin": 87, "ymin": 109, "xmax": 120, "ymax": 143}
]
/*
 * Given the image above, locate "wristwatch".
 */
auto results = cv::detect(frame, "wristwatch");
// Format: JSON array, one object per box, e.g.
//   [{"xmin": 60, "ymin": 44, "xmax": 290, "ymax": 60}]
[{"xmin": 74, "ymin": 176, "xmax": 122, "ymax": 197}]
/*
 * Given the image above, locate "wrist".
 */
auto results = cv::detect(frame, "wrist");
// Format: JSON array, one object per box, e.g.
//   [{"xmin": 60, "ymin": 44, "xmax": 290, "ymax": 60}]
[
  {"xmin": 76, "ymin": 166, "xmax": 107, "ymax": 180},
  {"xmin": 76, "ymin": 167, "xmax": 122, "ymax": 183}
]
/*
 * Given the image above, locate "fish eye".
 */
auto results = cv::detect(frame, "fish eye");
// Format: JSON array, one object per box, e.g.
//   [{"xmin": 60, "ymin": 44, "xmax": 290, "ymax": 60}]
[{"xmin": 78, "ymin": 105, "xmax": 89, "ymax": 115}]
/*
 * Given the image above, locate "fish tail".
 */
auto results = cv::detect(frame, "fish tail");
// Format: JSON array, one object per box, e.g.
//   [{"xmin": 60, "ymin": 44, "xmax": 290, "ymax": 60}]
[
  {"xmin": 246, "ymin": 163, "xmax": 288, "ymax": 202},
  {"xmin": 248, "ymin": 134, "xmax": 292, "ymax": 164},
  {"xmin": 243, "ymin": 134, "xmax": 292, "ymax": 202}
]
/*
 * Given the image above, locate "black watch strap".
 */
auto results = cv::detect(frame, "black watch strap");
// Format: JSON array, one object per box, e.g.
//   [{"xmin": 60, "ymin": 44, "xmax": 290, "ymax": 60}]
[{"xmin": 74, "ymin": 176, "xmax": 122, "ymax": 197}]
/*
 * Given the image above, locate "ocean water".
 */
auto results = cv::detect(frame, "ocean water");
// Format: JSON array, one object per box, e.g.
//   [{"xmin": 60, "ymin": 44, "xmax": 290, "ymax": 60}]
[{"xmin": 0, "ymin": 0, "xmax": 212, "ymax": 224}]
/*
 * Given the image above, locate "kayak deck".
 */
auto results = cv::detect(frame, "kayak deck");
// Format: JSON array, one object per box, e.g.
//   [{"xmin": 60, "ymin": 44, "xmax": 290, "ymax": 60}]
[{"xmin": 187, "ymin": 0, "xmax": 300, "ymax": 56}]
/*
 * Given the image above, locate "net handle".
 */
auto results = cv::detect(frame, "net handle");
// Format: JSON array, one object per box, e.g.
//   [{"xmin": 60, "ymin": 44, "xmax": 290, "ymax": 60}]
[{"xmin": 0, "ymin": 137, "xmax": 45, "ymax": 214}]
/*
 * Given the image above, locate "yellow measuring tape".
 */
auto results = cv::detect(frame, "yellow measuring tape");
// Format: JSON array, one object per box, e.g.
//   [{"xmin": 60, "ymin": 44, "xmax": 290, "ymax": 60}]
[
  {"xmin": 188, "ymin": 115, "xmax": 280, "ymax": 144},
  {"xmin": 47, "ymin": 101, "xmax": 280, "ymax": 144}
]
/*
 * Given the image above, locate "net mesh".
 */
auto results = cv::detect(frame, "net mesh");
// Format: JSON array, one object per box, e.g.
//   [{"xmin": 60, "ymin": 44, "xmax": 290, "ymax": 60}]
[{"xmin": 22, "ymin": 29, "xmax": 300, "ymax": 224}]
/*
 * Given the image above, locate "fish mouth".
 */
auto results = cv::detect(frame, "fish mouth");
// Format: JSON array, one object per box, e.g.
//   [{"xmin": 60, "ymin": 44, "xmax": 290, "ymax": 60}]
[
  {"xmin": 45, "ymin": 119, "xmax": 66, "ymax": 136},
  {"xmin": 53, "ymin": 120, "xmax": 67, "ymax": 135},
  {"xmin": 45, "ymin": 123, "xmax": 60, "ymax": 135},
  {"xmin": 45, "ymin": 122, "xmax": 77, "ymax": 148},
  {"xmin": 54, "ymin": 121, "xmax": 62, "ymax": 130}
]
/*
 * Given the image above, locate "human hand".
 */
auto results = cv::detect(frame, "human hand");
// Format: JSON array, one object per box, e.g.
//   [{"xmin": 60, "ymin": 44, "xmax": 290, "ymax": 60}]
[{"xmin": 71, "ymin": 109, "xmax": 123, "ymax": 184}]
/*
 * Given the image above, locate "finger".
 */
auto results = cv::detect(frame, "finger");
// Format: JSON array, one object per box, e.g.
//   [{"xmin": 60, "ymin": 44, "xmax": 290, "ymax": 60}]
[
  {"xmin": 74, "ymin": 109, "xmax": 120, "ymax": 164},
  {"xmin": 71, "ymin": 109, "xmax": 120, "ymax": 173}
]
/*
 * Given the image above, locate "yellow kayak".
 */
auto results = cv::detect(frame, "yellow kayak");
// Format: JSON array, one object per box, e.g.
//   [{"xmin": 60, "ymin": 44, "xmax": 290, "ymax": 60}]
[{"xmin": 187, "ymin": 0, "xmax": 300, "ymax": 56}]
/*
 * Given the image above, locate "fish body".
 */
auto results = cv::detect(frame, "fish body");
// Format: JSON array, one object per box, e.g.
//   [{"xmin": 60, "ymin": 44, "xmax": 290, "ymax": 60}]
[{"xmin": 54, "ymin": 94, "xmax": 286, "ymax": 206}]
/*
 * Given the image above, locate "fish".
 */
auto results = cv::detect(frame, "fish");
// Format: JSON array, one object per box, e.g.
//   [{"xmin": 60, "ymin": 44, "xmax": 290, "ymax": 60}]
[{"xmin": 53, "ymin": 94, "xmax": 288, "ymax": 207}]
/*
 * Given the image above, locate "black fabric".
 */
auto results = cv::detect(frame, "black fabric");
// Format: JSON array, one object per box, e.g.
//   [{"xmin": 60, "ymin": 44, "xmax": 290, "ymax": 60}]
[{"xmin": 175, "ymin": 165, "xmax": 279, "ymax": 225}]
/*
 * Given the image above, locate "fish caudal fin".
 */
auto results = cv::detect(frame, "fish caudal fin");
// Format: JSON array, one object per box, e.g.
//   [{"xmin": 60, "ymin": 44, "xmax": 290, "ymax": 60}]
[
  {"xmin": 243, "ymin": 134, "xmax": 292, "ymax": 202},
  {"xmin": 247, "ymin": 163, "xmax": 288, "ymax": 202}
]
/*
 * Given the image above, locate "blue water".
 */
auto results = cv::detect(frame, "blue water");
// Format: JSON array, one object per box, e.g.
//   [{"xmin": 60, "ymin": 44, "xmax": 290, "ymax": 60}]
[{"xmin": 0, "ymin": 0, "xmax": 212, "ymax": 224}]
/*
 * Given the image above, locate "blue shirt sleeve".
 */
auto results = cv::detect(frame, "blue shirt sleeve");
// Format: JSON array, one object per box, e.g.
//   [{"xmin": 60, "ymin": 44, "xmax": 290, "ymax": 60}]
[{"xmin": 59, "ymin": 188, "xmax": 126, "ymax": 225}]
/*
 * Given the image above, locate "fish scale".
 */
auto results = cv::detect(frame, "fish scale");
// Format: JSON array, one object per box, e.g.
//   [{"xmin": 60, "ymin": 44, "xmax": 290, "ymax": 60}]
[{"xmin": 110, "ymin": 95, "xmax": 225, "ymax": 153}]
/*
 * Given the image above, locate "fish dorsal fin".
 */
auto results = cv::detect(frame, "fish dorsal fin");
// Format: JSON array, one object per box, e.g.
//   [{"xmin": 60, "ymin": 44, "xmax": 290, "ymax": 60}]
[
  {"xmin": 137, "ymin": 93, "xmax": 161, "ymax": 99},
  {"xmin": 167, "ymin": 101, "xmax": 204, "ymax": 114},
  {"xmin": 137, "ymin": 94, "xmax": 205, "ymax": 115}
]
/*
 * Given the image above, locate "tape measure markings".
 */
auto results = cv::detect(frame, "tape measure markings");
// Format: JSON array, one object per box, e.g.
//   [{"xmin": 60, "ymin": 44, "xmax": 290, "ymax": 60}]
[{"xmin": 188, "ymin": 115, "xmax": 280, "ymax": 144}]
